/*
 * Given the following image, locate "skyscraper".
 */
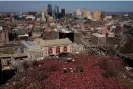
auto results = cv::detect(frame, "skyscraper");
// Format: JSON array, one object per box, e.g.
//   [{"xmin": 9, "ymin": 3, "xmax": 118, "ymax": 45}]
[
  {"xmin": 54, "ymin": 5, "xmax": 59, "ymax": 19},
  {"xmin": 88, "ymin": 10, "xmax": 92, "ymax": 18},
  {"xmin": 42, "ymin": 9, "xmax": 46, "ymax": 21},
  {"xmin": 83, "ymin": 8, "xmax": 92, "ymax": 19},
  {"xmin": 76, "ymin": 9, "xmax": 82, "ymax": 17},
  {"xmin": 47, "ymin": 4, "xmax": 52, "ymax": 16},
  {"xmin": 61, "ymin": 9, "xmax": 65, "ymax": 17},
  {"xmin": 83, "ymin": 8, "xmax": 88, "ymax": 18},
  {"xmin": 93, "ymin": 10, "xmax": 102, "ymax": 20}
]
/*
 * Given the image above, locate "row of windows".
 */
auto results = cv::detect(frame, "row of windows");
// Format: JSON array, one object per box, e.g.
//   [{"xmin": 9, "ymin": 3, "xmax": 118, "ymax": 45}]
[
  {"xmin": 2, "ymin": 60, "xmax": 10, "ymax": 66},
  {"xmin": 49, "ymin": 46, "xmax": 68, "ymax": 54},
  {"xmin": 30, "ymin": 52, "xmax": 43, "ymax": 58}
]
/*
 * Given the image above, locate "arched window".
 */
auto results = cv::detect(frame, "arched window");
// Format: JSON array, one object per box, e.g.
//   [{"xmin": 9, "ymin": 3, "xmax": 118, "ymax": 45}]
[
  {"xmin": 56, "ymin": 47, "xmax": 60, "ymax": 54},
  {"xmin": 49, "ymin": 48, "xmax": 53, "ymax": 54},
  {"xmin": 64, "ymin": 46, "xmax": 67, "ymax": 52}
]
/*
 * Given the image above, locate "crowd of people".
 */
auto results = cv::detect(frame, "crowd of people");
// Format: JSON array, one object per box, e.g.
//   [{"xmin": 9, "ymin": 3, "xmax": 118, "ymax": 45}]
[{"xmin": 1, "ymin": 53, "xmax": 128, "ymax": 89}]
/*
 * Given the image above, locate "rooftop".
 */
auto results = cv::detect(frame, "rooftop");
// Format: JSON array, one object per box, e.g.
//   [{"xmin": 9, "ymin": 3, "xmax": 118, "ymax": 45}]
[
  {"xmin": 92, "ymin": 33, "xmax": 105, "ymax": 37},
  {"xmin": 34, "ymin": 38, "xmax": 72, "ymax": 47},
  {"xmin": 0, "ymin": 53, "xmax": 27, "ymax": 58},
  {"xmin": 21, "ymin": 41, "xmax": 41, "ymax": 49},
  {"xmin": 92, "ymin": 33, "xmax": 115, "ymax": 38}
]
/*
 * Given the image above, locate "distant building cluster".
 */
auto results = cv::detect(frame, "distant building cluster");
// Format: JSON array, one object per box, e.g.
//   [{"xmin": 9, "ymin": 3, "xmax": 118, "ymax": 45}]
[{"xmin": 76, "ymin": 8, "xmax": 105, "ymax": 21}]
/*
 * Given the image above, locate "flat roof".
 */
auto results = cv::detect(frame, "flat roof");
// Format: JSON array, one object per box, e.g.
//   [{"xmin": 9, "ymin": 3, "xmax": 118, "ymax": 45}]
[
  {"xmin": 0, "ymin": 53, "xmax": 27, "ymax": 58},
  {"xmin": 12, "ymin": 53, "xmax": 28, "ymax": 58},
  {"xmin": 34, "ymin": 38, "xmax": 72, "ymax": 47},
  {"xmin": 21, "ymin": 41, "xmax": 41, "ymax": 49},
  {"xmin": 92, "ymin": 33, "xmax": 115, "ymax": 38},
  {"xmin": 92, "ymin": 33, "xmax": 105, "ymax": 37}
]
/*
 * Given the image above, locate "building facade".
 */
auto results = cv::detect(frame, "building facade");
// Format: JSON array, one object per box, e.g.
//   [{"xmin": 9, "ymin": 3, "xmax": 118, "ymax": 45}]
[
  {"xmin": 72, "ymin": 43, "xmax": 84, "ymax": 53},
  {"xmin": 76, "ymin": 9, "xmax": 82, "ymax": 17},
  {"xmin": 93, "ymin": 11, "xmax": 102, "ymax": 20},
  {"xmin": 21, "ymin": 41, "xmax": 44, "ymax": 60},
  {"xmin": 47, "ymin": 4, "xmax": 53, "ymax": 16},
  {"xmin": 0, "ymin": 30, "xmax": 9, "ymax": 43},
  {"xmin": 61, "ymin": 9, "xmax": 65, "ymax": 17},
  {"xmin": 42, "ymin": 9, "xmax": 46, "ymax": 21},
  {"xmin": 91, "ymin": 33, "xmax": 115, "ymax": 47},
  {"xmin": 34, "ymin": 38, "xmax": 73, "ymax": 56},
  {"xmin": 54, "ymin": 5, "xmax": 60, "ymax": 20},
  {"xmin": 83, "ymin": 8, "xmax": 88, "ymax": 18}
]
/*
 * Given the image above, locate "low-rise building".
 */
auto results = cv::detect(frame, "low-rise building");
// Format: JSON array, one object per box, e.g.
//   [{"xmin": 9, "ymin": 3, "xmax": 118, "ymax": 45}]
[
  {"xmin": 21, "ymin": 41, "xmax": 44, "ymax": 60},
  {"xmin": 91, "ymin": 33, "xmax": 115, "ymax": 47},
  {"xmin": 72, "ymin": 43, "xmax": 84, "ymax": 53},
  {"xmin": 0, "ymin": 53, "xmax": 28, "ymax": 71},
  {"xmin": 34, "ymin": 38, "xmax": 73, "ymax": 56},
  {"xmin": 26, "ymin": 15, "xmax": 35, "ymax": 20},
  {"xmin": 0, "ymin": 29, "xmax": 9, "ymax": 43}
]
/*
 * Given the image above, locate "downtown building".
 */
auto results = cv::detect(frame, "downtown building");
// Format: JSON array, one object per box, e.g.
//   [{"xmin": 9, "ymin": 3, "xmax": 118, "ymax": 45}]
[
  {"xmin": 61, "ymin": 9, "xmax": 65, "ymax": 17},
  {"xmin": 47, "ymin": 4, "xmax": 53, "ymax": 17},
  {"xmin": 36, "ymin": 9, "xmax": 46, "ymax": 21},
  {"xmin": 83, "ymin": 8, "xmax": 88, "ymax": 18},
  {"xmin": 76, "ymin": 9, "xmax": 82, "ymax": 18},
  {"xmin": 83, "ymin": 8, "xmax": 92, "ymax": 18},
  {"xmin": 93, "ymin": 10, "xmax": 105, "ymax": 21},
  {"xmin": 0, "ymin": 27, "xmax": 9, "ymax": 44},
  {"xmin": 54, "ymin": 5, "xmax": 60, "ymax": 20}
]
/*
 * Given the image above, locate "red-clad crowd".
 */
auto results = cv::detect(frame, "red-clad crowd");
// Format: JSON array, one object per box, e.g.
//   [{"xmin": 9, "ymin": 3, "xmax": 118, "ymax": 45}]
[{"xmin": 1, "ymin": 53, "xmax": 128, "ymax": 89}]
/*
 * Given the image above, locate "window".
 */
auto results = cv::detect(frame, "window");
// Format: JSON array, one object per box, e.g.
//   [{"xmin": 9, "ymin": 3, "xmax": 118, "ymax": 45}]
[
  {"xmin": 35, "ymin": 54, "xmax": 37, "ymax": 58},
  {"xmin": 39, "ymin": 53, "xmax": 41, "ymax": 57},
  {"xmin": 64, "ymin": 46, "xmax": 67, "ymax": 52},
  {"xmin": 41, "ymin": 53, "xmax": 43, "ymax": 57},
  {"xmin": 56, "ymin": 47, "xmax": 60, "ymax": 54},
  {"xmin": 49, "ymin": 48, "xmax": 53, "ymax": 54},
  {"xmin": 3, "ymin": 60, "xmax": 10, "ymax": 66},
  {"xmin": 42, "ymin": 53, "xmax": 43, "ymax": 57},
  {"xmin": 4, "ymin": 61, "xmax": 7, "ymax": 65}
]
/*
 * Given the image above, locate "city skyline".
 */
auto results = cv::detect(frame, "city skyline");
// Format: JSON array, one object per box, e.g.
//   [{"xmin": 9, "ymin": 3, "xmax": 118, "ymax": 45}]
[{"xmin": 0, "ymin": 1, "xmax": 133, "ymax": 12}]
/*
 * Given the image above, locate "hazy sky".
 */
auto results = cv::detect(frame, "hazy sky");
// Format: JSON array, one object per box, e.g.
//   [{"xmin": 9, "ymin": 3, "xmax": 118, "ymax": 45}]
[{"xmin": 0, "ymin": 1, "xmax": 133, "ymax": 12}]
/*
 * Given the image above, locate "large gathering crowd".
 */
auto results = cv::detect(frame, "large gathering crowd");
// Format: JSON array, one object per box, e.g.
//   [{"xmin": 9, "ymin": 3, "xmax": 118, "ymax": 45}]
[{"xmin": 2, "ymin": 53, "xmax": 128, "ymax": 89}]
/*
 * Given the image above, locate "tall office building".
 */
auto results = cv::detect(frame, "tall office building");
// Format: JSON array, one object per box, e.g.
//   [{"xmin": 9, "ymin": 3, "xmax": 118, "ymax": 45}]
[
  {"xmin": 47, "ymin": 4, "xmax": 52, "ymax": 16},
  {"xmin": 83, "ymin": 8, "xmax": 88, "ymax": 18},
  {"xmin": 88, "ymin": 10, "xmax": 92, "ymax": 18},
  {"xmin": 93, "ymin": 10, "xmax": 102, "ymax": 20},
  {"xmin": 76, "ymin": 9, "xmax": 82, "ymax": 16},
  {"xmin": 61, "ymin": 9, "xmax": 65, "ymax": 17},
  {"xmin": 54, "ymin": 5, "xmax": 60, "ymax": 19},
  {"xmin": 42, "ymin": 9, "xmax": 46, "ymax": 21}
]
